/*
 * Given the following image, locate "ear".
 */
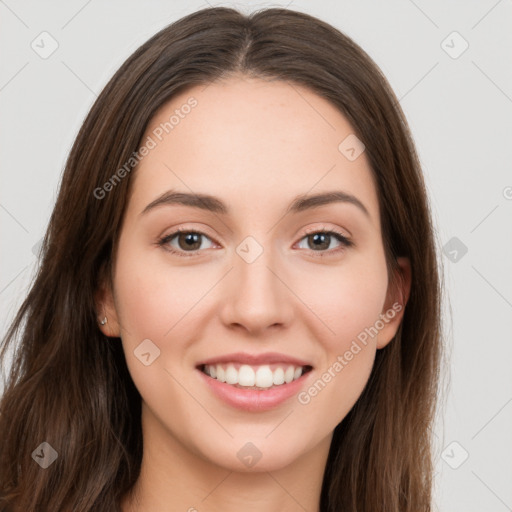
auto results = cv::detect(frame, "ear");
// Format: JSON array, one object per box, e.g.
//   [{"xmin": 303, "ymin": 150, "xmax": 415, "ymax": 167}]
[
  {"xmin": 94, "ymin": 267, "xmax": 121, "ymax": 338},
  {"xmin": 376, "ymin": 256, "xmax": 411, "ymax": 350}
]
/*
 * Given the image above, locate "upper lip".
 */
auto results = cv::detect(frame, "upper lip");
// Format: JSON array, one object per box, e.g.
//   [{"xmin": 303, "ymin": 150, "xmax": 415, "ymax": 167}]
[{"xmin": 197, "ymin": 352, "xmax": 313, "ymax": 368}]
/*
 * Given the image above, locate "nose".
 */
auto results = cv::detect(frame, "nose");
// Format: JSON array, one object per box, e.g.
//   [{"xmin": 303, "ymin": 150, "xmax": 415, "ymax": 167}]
[{"xmin": 219, "ymin": 245, "xmax": 294, "ymax": 336}]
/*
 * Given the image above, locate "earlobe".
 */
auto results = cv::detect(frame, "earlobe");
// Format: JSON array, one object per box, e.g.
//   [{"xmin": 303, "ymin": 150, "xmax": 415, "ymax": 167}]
[
  {"xmin": 94, "ymin": 278, "xmax": 121, "ymax": 338},
  {"xmin": 376, "ymin": 256, "xmax": 412, "ymax": 350}
]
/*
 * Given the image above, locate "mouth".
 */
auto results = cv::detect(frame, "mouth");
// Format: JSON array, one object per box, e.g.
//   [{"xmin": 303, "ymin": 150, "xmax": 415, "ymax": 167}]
[{"xmin": 196, "ymin": 362, "xmax": 314, "ymax": 391}]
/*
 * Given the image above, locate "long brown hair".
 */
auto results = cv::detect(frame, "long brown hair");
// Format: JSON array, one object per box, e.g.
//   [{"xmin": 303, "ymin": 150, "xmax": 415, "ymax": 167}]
[{"xmin": 0, "ymin": 7, "xmax": 447, "ymax": 511}]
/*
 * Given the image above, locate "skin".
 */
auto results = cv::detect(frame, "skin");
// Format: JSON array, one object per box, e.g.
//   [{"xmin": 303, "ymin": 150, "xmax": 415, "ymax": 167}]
[{"xmin": 96, "ymin": 75, "xmax": 411, "ymax": 512}]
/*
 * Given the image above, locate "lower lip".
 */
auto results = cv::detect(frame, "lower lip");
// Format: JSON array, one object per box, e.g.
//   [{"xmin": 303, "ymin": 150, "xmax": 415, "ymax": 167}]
[{"xmin": 196, "ymin": 368, "xmax": 312, "ymax": 412}]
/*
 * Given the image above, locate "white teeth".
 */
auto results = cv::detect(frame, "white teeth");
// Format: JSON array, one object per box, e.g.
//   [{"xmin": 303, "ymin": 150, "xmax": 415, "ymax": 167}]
[
  {"xmin": 203, "ymin": 363, "xmax": 308, "ymax": 389},
  {"xmin": 255, "ymin": 366, "xmax": 273, "ymax": 388},
  {"xmin": 225, "ymin": 364, "xmax": 238, "ymax": 385},
  {"xmin": 284, "ymin": 366, "xmax": 295, "ymax": 384},
  {"xmin": 238, "ymin": 365, "xmax": 255, "ymax": 386},
  {"xmin": 272, "ymin": 367, "xmax": 285, "ymax": 385},
  {"xmin": 216, "ymin": 366, "xmax": 226, "ymax": 383}
]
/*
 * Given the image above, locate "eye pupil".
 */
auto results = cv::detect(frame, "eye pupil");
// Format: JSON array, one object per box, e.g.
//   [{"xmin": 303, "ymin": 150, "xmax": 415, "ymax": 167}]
[
  {"xmin": 179, "ymin": 233, "xmax": 201, "ymax": 250},
  {"xmin": 309, "ymin": 233, "xmax": 330, "ymax": 251}
]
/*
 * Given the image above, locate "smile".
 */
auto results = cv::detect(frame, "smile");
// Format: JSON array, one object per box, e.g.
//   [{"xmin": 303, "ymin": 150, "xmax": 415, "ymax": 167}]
[{"xmin": 200, "ymin": 363, "xmax": 313, "ymax": 390}]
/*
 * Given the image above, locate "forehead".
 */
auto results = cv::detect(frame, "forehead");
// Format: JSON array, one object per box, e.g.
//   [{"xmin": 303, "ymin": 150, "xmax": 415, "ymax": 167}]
[{"xmin": 129, "ymin": 76, "xmax": 380, "ymax": 227}]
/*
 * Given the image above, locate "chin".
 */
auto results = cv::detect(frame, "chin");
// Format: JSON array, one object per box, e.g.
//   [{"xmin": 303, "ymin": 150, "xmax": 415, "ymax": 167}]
[{"xmin": 198, "ymin": 437, "xmax": 306, "ymax": 473}]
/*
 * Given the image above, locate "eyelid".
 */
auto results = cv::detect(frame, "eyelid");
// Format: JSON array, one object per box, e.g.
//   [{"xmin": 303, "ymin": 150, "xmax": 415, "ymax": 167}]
[{"xmin": 300, "ymin": 223, "xmax": 351, "ymax": 239}]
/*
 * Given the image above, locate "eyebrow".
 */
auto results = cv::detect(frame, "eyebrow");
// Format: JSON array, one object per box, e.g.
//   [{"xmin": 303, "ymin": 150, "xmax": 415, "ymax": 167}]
[{"xmin": 139, "ymin": 189, "xmax": 370, "ymax": 218}]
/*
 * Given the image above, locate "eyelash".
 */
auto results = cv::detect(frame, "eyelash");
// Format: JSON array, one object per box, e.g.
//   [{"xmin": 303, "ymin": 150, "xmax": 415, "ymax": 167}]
[{"xmin": 156, "ymin": 226, "xmax": 354, "ymax": 258}]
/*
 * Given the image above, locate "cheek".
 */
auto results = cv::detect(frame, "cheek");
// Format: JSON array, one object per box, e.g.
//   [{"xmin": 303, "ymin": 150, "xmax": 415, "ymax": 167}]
[
  {"xmin": 113, "ymin": 239, "xmax": 200, "ymax": 341},
  {"xmin": 292, "ymin": 269, "xmax": 387, "ymax": 435},
  {"xmin": 111, "ymin": 242, "xmax": 202, "ymax": 411},
  {"xmin": 292, "ymin": 253, "xmax": 389, "ymax": 352},
  {"xmin": 289, "ymin": 252, "xmax": 387, "ymax": 419}
]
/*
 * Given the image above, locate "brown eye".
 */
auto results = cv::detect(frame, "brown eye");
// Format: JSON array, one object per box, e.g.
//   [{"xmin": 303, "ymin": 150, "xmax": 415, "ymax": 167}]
[
  {"xmin": 296, "ymin": 230, "xmax": 352, "ymax": 253},
  {"xmin": 176, "ymin": 232, "xmax": 202, "ymax": 251},
  {"xmin": 158, "ymin": 229, "xmax": 215, "ymax": 257},
  {"xmin": 306, "ymin": 232, "xmax": 332, "ymax": 251}
]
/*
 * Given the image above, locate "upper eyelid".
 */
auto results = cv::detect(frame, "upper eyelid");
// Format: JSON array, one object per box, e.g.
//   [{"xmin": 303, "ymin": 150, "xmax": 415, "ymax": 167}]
[
  {"xmin": 161, "ymin": 223, "xmax": 350, "ymax": 238},
  {"xmin": 301, "ymin": 224, "xmax": 350, "ymax": 237}
]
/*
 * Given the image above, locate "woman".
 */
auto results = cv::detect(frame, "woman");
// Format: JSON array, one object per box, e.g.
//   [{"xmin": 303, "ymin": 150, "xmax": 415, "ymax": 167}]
[{"xmin": 0, "ymin": 6, "xmax": 446, "ymax": 511}]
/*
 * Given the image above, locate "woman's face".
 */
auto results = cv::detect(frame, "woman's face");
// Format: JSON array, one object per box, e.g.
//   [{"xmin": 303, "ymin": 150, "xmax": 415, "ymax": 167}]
[{"xmin": 99, "ymin": 75, "xmax": 410, "ymax": 472}]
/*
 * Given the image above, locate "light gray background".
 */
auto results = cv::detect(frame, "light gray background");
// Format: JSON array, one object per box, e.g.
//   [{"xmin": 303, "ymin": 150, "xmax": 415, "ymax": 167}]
[{"xmin": 1, "ymin": 1, "xmax": 511, "ymax": 510}]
